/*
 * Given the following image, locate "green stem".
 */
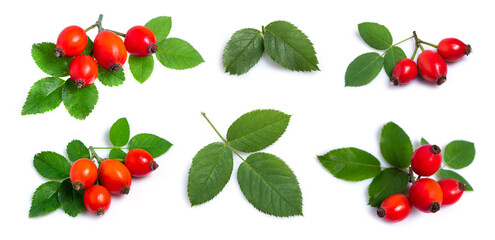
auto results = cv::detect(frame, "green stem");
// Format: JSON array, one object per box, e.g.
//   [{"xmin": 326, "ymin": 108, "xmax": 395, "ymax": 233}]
[
  {"xmin": 411, "ymin": 45, "xmax": 419, "ymax": 60},
  {"xmin": 92, "ymin": 146, "xmax": 129, "ymax": 150},
  {"xmin": 419, "ymin": 40, "xmax": 437, "ymax": 48},
  {"xmin": 261, "ymin": 25, "xmax": 265, "ymax": 35},
  {"xmin": 106, "ymin": 29, "xmax": 126, "ymax": 37},
  {"xmin": 89, "ymin": 146, "xmax": 104, "ymax": 163},
  {"xmin": 201, "ymin": 112, "xmax": 246, "ymax": 162},
  {"xmin": 412, "ymin": 31, "xmax": 424, "ymax": 52},
  {"xmin": 393, "ymin": 36, "xmax": 414, "ymax": 47}
]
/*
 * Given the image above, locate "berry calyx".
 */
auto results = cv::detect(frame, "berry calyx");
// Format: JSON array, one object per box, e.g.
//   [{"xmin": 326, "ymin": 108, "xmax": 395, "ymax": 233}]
[
  {"xmin": 83, "ymin": 185, "xmax": 111, "ymax": 216},
  {"xmin": 411, "ymin": 144, "xmax": 442, "ymax": 177},
  {"xmin": 98, "ymin": 159, "xmax": 132, "ymax": 195},
  {"xmin": 437, "ymin": 38, "xmax": 471, "ymax": 62},
  {"xmin": 93, "ymin": 30, "xmax": 127, "ymax": 72},
  {"xmin": 417, "ymin": 50, "xmax": 448, "ymax": 85},
  {"xmin": 69, "ymin": 55, "xmax": 99, "ymax": 88},
  {"xmin": 55, "ymin": 25, "xmax": 88, "ymax": 58},
  {"xmin": 69, "ymin": 158, "xmax": 98, "ymax": 191},
  {"xmin": 377, "ymin": 194, "xmax": 412, "ymax": 222},
  {"xmin": 125, "ymin": 148, "xmax": 158, "ymax": 177},
  {"xmin": 390, "ymin": 58, "xmax": 417, "ymax": 86},
  {"xmin": 409, "ymin": 178, "xmax": 443, "ymax": 213},
  {"xmin": 438, "ymin": 179, "xmax": 466, "ymax": 206},
  {"xmin": 124, "ymin": 26, "xmax": 158, "ymax": 57}
]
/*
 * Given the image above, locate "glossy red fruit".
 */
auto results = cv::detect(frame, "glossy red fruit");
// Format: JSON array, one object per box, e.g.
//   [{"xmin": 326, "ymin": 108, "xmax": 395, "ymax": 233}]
[
  {"xmin": 390, "ymin": 58, "xmax": 418, "ymax": 86},
  {"xmin": 69, "ymin": 158, "xmax": 97, "ymax": 191},
  {"xmin": 411, "ymin": 144, "xmax": 442, "ymax": 177},
  {"xmin": 93, "ymin": 30, "xmax": 127, "ymax": 72},
  {"xmin": 69, "ymin": 55, "xmax": 99, "ymax": 88},
  {"xmin": 124, "ymin": 26, "xmax": 158, "ymax": 57},
  {"xmin": 409, "ymin": 178, "xmax": 443, "ymax": 213},
  {"xmin": 83, "ymin": 185, "xmax": 111, "ymax": 216},
  {"xmin": 377, "ymin": 194, "xmax": 412, "ymax": 222},
  {"xmin": 98, "ymin": 159, "xmax": 132, "ymax": 195},
  {"xmin": 125, "ymin": 149, "xmax": 158, "ymax": 177},
  {"xmin": 55, "ymin": 25, "xmax": 88, "ymax": 58},
  {"xmin": 417, "ymin": 50, "xmax": 447, "ymax": 85},
  {"xmin": 437, "ymin": 38, "xmax": 471, "ymax": 62},
  {"xmin": 438, "ymin": 179, "xmax": 466, "ymax": 206}
]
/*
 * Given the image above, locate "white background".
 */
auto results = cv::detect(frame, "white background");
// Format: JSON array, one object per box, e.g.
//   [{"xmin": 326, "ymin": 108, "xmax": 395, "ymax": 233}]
[{"xmin": 1, "ymin": 0, "xmax": 493, "ymax": 239}]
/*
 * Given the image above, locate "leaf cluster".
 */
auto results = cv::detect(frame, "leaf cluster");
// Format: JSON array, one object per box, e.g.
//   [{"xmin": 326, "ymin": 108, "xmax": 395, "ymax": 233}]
[
  {"xmin": 29, "ymin": 117, "xmax": 171, "ymax": 217},
  {"xmin": 318, "ymin": 122, "xmax": 475, "ymax": 207}
]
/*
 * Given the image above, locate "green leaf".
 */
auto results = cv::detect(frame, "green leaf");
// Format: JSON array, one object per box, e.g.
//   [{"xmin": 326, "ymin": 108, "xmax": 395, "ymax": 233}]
[
  {"xmin": 110, "ymin": 117, "xmax": 130, "ymax": 147},
  {"xmin": 438, "ymin": 169, "xmax": 473, "ymax": 191},
  {"xmin": 21, "ymin": 77, "xmax": 65, "ymax": 115},
  {"xmin": 58, "ymin": 179, "xmax": 85, "ymax": 217},
  {"xmin": 129, "ymin": 55, "xmax": 154, "ymax": 83},
  {"xmin": 62, "ymin": 79, "xmax": 99, "ymax": 120},
  {"xmin": 33, "ymin": 151, "xmax": 71, "ymax": 180},
  {"xmin": 444, "ymin": 140, "xmax": 476, "ymax": 169},
  {"xmin": 156, "ymin": 38, "xmax": 204, "ymax": 70},
  {"xmin": 109, "ymin": 148, "xmax": 127, "ymax": 160},
  {"xmin": 380, "ymin": 122, "xmax": 413, "ymax": 168},
  {"xmin": 223, "ymin": 28, "xmax": 264, "ymax": 75},
  {"xmin": 81, "ymin": 37, "xmax": 93, "ymax": 56},
  {"xmin": 97, "ymin": 66, "xmax": 125, "ymax": 87},
  {"xmin": 66, "ymin": 140, "xmax": 90, "ymax": 163},
  {"xmin": 29, "ymin": 181, "xmax": 61, "ymax": 218},
  {"xmin": 145, "ymin": 16, "xmax": 172, "ymax": 43},
  {"xmin": 188, "ymin": 142, "xmax": 233, "ymax": 206},
  {"xmin": 237, "ymin": 152, "xmax": 303, "ymax": 217},
  {"xmin": 368, "ymin": 168, "xmax": 409, "ymax": 207},
  {"xmin": 421, "ymin": 138, "xmax": 430, "ymax": 145},
  {"xmin": 31, "ymin": 42, "xmax": 71, "ymax": 77},
  {"xmin": 227, "ymin": 109, "xmax": 291, "ymax": 153},
  {"xmin": 263, "ymin": 20, "xmax": 319, "ymax": 71},
  {"xmin": 358, "ymin": 22, "xmax": 393, "ymax": 50},
  {"xmin": 129, "ymin": 133, "xmax": 172, "ymax": 158},
  {"xmin": 383, "ymin": 46, "xmax": 406, "ymax": 76},
  {"xmin": 345, "ymin": 52, "xmax": 384, "ymax": 87},
  {"xmin": 317, "ymin": 147, "xmax": 381, "ymax": 181}
]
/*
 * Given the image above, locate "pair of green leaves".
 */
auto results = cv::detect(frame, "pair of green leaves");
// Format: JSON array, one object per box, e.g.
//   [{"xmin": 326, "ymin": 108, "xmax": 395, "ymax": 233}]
[
  {"xmin": 29, "ymin": 118, "xmax": 172, "ymax": 217},
  {"xmin": 188, "ymin": 110, "xmax": 303, "ymax": 217},
  {"xmin": 22, "ymin": 16, "xmax": 203, "ymax": 120},
  {"xmin": 345, "ymin": 22, "xmax": 407, "ymax": 86},
  {"xmin": 318, "ymin": 122, "xmax": 475, "ymax": 207},
  {"xmin": 223, "ymin": 21, "xmax": 319, "ymax": 75}
]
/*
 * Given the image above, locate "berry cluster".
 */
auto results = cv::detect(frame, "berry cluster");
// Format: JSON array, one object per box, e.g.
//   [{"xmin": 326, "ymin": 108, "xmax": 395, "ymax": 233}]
[
  {"xmin": 56, "ymin": 23, "xmax": 157, "ymax": 88},
  {"xmin": 378, "ymin": 144, "xmax": 466, "ymax": 222},
  {"xmin": 390, "ymin": 33, "xmax": 471, "ymax": 86},
  {"xmin": 70, "ymin": 149, "xmax": 157, "ymax": 215}
]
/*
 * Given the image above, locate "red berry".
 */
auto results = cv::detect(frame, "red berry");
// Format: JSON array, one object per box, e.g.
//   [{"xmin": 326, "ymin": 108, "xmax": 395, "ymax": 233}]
[
  {"xmin": 98, "ymin": 159, "xmax": 132, "ymax": 195},
  {"xmin": 93, "ymin": 30, "xmax": 127, "ymax": 72},
  {"xmin": 417, "ymin": 50, "xmax": 448, "ymax": 85},
  {"xmin": 69, "ymin": 55, "xmax": 99, "ymax": 88},
  {"xmin": 125, "ymin": 149, "xmax": 158, "ymax": 177},
  {"xmin": 83, "ymin": 185, "xmax": 111, "ymax": 216},
  {"xmin": 438, "ymin": 179, "xmax": 466, "ymax": 206},
  {"xmin": 69, "ymin": 158, "xmax": 97, "ymax": 191},
  {"xmin": 437, "ymin": 38, "xmax": 471, "ymax": 62},
  {"xmin": 411, "ymin": 144, "xmax": 442, "ymax": 177},
  {"xmin": 390, "ymin": 58, "xmax": 417, "ymax": 86},
  {"xmin": 377, "ymin": 194, "xmax": 412, "ymax": 222},
  {"xmin": 55, "ymin": 25, "xmax": 88, "ymax": 58},
  {"xmin": 409, "ymin": 178, "xmax": 443, "ymax": 213},
  {"xmin": 124, "ymin": 26, "xmax": 158, "ymax": 57}
]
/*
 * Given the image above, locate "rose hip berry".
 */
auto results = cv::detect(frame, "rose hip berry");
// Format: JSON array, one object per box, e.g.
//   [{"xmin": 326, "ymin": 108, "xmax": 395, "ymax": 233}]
[
  {"xmin": 83, "ymin": 185, "xmax": 111, "ymax": 216},
  {"xmin": 124, "ymin": 26, "xmax": 158, "ymax": 57},
  {"xmin": 390, "ymin": 58, "xmax": 417, "ymax": 86},
  {"xmin": 69, "ymin": 55, "xmax": 99, "ymax": 88},
  {"xmin": 125, "ymin": 148, "xmax": 158, "ymax": 177},
  {"xmin": 409, "ymin": 178, "xmax": 443, "ymax": 213},
  {"xmin": 438, "ymin": 179, "xmax": 466, "ymax": 206},
  {"xmin": 417, "ymin": 50, "xmax": 448, "ymax": 85},
  {"xmin": 411, "ymin": 144, "xmax": 442, "ymax": 177},
  {"xmin": 377, "ymin": 194, "xmax": 412, "ymax": 222},
  {"xmin": 98, "ymin": 159, "xmax": 132, "ymax": 195},
  {"xmin": 437, "ymin": 38, "xmax": 471, "ymax": 62},
  {"xmin": 55, "ymin": 25, "xmax": 88, "ymax": 58},
  {"xmin": 93, "ymin": 30, "xmax": 127, "ymax": 72},
  {"xmin": 69, "ymin": 158, "xmax": 98, "ymax": 191}
]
